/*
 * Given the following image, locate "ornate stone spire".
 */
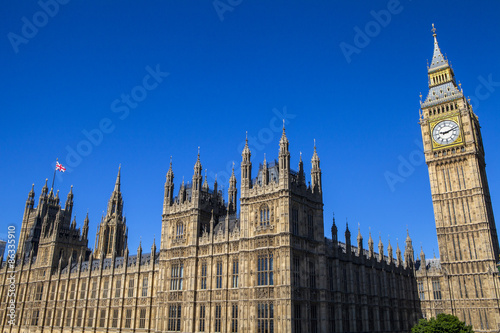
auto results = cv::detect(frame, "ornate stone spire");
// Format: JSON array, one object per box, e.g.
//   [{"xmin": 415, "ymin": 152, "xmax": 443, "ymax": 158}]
[
  {"xmin": 114, "ymin": 165, "xmax": 121, "ymax": 192},
  {"xmin": 193, "ymin": 147, "xmax": 203, "ymax": 192},
  {"xmin": 311, "ymin": 139, "xmax": 322, "ymax": 194},
  {"xmin": 387, "ymin": 238, "xmax": 393, "ymax": 264},
  {"xmin": 331, "ymin": 213, "xmax": 338, "ymax": 244},
  {"xmin": 82, "ymin": 212, "xmax": 89, "ymax": 240},
  {"xmin": 228, "ymin": 163, "xmax": 237, "ymax": 213},
  {"xmin": 378, "ymin": 236, "xmax": 384, "ymax": 262},
  {"xmin": 405, "ymin": 229, "xmax": 414, "ymax": 266},
  {"xmin": 421, "ymin": 24, "xmax": 463, "ymax": 108},
  {"xmin": 396, "ymin": 241, "xmax": 402, "ymax": 266},
  {"xmin": 95, "ymin": 167, "xmax": 126, "ymax": 259},
  {"xmin": 357, "ymin": 224, "xmax": 363, "ymax": 256},
  {"xmin": 164, "ymin": 157, "xmax": 175, "ymax": 210},
  {"xmin": 429, "ymin": 24, "xmax": 449, "ymax": 71},
  {"xmin": 42, "ymin": 178, "xmax": 48, "ymax": 196},
  {"xmin": 420, "ymin": 246, "xmax": 426, "ymax": 265},
  {"xmin": 368, "ymin": 231, "xmax": 374, "ymax": 258},
  {"xmin": 279, "ymin": 119, "xmax": 289, "ymax": 150},
  {"xmin": 202, "ymin": 169, "xmax": 209, "ymax": 191},
  {"xmin": 345, "ymin": 220, "xmax": 351, "ymax": 252},
  {"xmin": 241, "ymin": 132, "xmax": 252, "ymax": 193}
]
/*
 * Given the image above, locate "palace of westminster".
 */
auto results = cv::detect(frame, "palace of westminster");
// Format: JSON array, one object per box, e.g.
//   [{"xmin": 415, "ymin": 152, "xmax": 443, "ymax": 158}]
[{"xmin": 1, "ymin": 27, "xmax": 500, "ymax": 333}]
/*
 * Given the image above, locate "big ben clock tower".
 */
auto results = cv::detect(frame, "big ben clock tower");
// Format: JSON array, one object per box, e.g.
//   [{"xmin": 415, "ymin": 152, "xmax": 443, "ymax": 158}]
[{"xmin": 419, "ymin": 24, "xmax": 500, "ymax": 330}]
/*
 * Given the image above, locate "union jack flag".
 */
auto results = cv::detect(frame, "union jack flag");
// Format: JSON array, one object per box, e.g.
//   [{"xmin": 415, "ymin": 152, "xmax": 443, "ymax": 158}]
[{"xmin": 56, "ymin": 161, "xmax": 66, "ymax": 172}]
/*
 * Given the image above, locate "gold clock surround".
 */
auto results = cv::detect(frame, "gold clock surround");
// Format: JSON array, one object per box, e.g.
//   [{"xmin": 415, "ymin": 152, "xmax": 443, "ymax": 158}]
[{"xmin": 429, "ymin": 113, "xmax": 464, "ymax": 150}]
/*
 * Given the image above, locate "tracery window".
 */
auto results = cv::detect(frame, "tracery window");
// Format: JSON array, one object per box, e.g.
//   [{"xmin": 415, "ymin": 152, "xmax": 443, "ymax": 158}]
[
  {"xmin": 257, "ymin": 253, "xmax": 274, "ymax": 286},
  {"xmin": 200, "ymin": 262, "xmax": 207, "ymax": 289},
  {"xmin": 216, "ymin": 261, "xmax": 223, "ymax": 288},
  {"xmin": 128, "ymin": 278, "xmax": 135, "ymax": 297},
  {"xmin": 115, "ymin": 279, "xmax": 121, "ymax": 298},
  {"xmin": 142, "ymin": 276, "xmax": 148, "ymax": 296},
  {"xmin": 199, "ymin": 305, "xmax": 206, "ymax": 332},
  {"xmin": 232, "ymin": 260, "xmax": 239, "ymax": 288},
  {"xmin": 418, "ymin": 281, "xmax": 425, "ymax": 300},
  {"xmin": 168, "ymin": 305, "xmax": 182, "ymax": 332},
  {"xmin": 307, "ymin": 212, "xmax": 314, "ymax": 239},
  {"xmin": 260, "ymin": 206, "xmax": 270, "ymax": 226},
  {"xmin": 170, "ymin": 263, "xmax": 184, "ymax": 290},
  {"xmin": 292, "ymin": 208, "xmax": 299, "ymax": 235},
  {"xmin": 432, "ymin": 279, "xmax": 442, "ymax": 300},
  {"xmin": 176, "ymin": 222, "xmax": 184, "ymax": 239},
  {"xmin": 257, "ymin": 302, "xmax": 274, "ymax": 333},
  {"xmin": 231, "ymin": 304, "xmax": 238, "ymax": 333},
  {"xmin": 215, "ymin": 305, "xmax": 222, "ymax": 332}
]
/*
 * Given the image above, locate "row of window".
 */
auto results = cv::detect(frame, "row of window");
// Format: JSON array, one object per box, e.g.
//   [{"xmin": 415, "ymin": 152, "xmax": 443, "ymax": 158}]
[
  {"xmin": 293, "ymin": 304, "xmax": 318, "ymax": 333},
  {"xmin": 172, "ymin": 256, "xmax": 271, "ymax": 291},
  {"xmin": 291, "ymin": 208, "xmax": 315, "ymax": 238},
  {"xmin": 18, "ymin": 276, "xmax": 150, "ymax": 302},
  {"xmin": 18, "ymin": 308, "xmax": 150, "ymax": 329},
  {"xmin": 171, "ymin": 303, "xmax": 263, "ymax": 333},
  {"xmin": 293, "ymin": 257, "xmax": 317, "ymax": 289},
  {"xmin": 418, "ymin": 280, "xmax": 442, "ymax": 301},
  {"xmin": 174, "ymin": 207, "xmax": 315, "ymax": 237}
]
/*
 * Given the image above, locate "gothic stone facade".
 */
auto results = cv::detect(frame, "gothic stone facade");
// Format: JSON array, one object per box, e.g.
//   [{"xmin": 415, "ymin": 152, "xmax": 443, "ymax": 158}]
[
  {"xmin": 0, "ymin": 130, "xmax": 421, "ymax": 333},
  {"xmin": 1, "ymin": 27, "xmax": 500, "ymax": 333}
]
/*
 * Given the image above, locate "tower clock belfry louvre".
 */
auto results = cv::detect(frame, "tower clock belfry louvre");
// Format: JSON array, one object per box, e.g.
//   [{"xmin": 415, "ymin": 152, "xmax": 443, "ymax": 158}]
[{"xmin": 416, "ymin": 24, "xmax": 500, "ymax": 330}]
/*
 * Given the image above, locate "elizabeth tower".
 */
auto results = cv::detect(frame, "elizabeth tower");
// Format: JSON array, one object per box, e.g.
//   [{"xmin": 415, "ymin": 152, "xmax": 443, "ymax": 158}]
[{"xmin": 419, "ymin": 25, "xmax": 500, "ymax": 330}]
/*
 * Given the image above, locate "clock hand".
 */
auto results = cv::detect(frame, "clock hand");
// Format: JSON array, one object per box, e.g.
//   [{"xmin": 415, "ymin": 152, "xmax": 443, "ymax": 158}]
[{"xmin": 440, "ymin": 126, "xmax": 458, "ymax": 135}]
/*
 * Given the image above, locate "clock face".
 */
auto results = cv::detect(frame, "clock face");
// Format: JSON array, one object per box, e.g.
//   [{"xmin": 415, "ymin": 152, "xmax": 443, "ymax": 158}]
[{"xmin": 432, "ymin": 120, "xmax": 460, "ymax": 145}]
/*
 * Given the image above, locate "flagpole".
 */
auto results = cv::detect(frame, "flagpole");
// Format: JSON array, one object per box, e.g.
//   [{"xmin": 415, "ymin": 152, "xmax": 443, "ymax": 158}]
[{"xmin": 51, "ymin": 158, "xmax": 58, "ymax": 190}]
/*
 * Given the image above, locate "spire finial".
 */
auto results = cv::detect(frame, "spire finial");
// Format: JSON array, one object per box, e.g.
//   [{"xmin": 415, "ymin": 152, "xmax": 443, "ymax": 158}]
[
  {"xmin": 282, "ymin": 119, "xmax": 285, "ymax": 131},
  {"xmin": 314, "ymin": 138, "xmax": 316, "ymax": 150},
  {"xmin": 114, "ymin": 165, "xmax": 121, "ymax": 192},
  {"xmin": 170, "ymin": 155, "xmax": 172, "ymax": 166},
  {"xmin": 232, "ymin": 161, "xmax": 235, "ymax": 171},
  {"xmin": 431, "ymin": 23, "xmax": 436, "ymax": 37}
]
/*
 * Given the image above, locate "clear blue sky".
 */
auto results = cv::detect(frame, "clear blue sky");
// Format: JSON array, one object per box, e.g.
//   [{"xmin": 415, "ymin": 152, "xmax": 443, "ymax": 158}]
[{"xmin": 1, "ymin": 1, "xmax": 500, "ymax": 260}]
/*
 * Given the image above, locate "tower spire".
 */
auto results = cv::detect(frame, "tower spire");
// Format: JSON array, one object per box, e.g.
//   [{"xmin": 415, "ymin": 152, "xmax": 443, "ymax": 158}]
[
  {"xmin": 421, "ymin": 24, "xmax": 463, "ymax": 108},
  {"xmin": 115, "ymin": 164, "xmax": 121, "ymax": 192},
  {"xmin": 311, "ymin": 139, "xmax": 322, "ymax": 194},
  {"xmin": 429, "ymin": 24, "xmax": 448, "ymax": 71}
]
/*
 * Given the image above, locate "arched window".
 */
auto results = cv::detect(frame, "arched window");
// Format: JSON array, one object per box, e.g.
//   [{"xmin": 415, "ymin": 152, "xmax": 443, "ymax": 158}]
[
  {"xmin": 260, "ymin": 206, "xmax": 270, "ymax": 226},
  {"xmin": 176, "ymin": 222, "xmax": 184, "ymax": 239},
  {"xmin": 307, "ymin": 212, "xmax": 314, "ymax": 239},
  {"xmin": 292, "ymin": 208, "xmax": 299, "ymax": 235}
]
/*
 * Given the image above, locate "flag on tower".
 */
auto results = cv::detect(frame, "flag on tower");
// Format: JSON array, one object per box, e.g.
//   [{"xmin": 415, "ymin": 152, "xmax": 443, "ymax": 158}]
[{"xmin": 56, "ymin": 161, "xmax": 66, "ymax": 172}]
